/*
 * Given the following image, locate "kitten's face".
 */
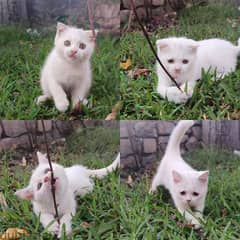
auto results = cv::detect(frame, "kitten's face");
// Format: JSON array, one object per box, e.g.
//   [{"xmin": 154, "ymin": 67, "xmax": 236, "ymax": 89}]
[
  {"xmin": 15, "ymin": 152, "xmax": 68, "ymax": 202},
  {"xmin": 156, "ymin": 38, "xmax": 198, "ymax": 82},
  {"xmin": 172, "ymin": 170, "xmax": 209, "ymax": 209},
  {"xmin": 54, "ymin": 22, "xmax": 96, "ymax": 63}
]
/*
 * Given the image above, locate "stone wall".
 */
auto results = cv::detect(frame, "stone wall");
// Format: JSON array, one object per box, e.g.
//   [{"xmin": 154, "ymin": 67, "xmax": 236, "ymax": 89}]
[
  {"xmin": 120, "ymin": 120, "xmax": 240, "ymax": 170},
  {"xmin": 0, "ymin": 120, "xmax": 119, "ymax": 152},
  {"xmin": 120, "ymin": 0, "xmax": 205, "ymax": 24},
  {"xmin": 120, "ymin": 121, "xmax": 202, "ymax": 169},
  {"xmin": 0, "ymin": 0, "xmax": 120, "ymax": 34}
]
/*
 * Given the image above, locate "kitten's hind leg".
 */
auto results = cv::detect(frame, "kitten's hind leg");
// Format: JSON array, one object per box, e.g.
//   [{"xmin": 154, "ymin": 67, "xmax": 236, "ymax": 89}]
[
  {"xmin": 37, "ymin": 95, "xmax": 50, "ymax": 105},
  {"xmin": 149, "ymin": 172, "xmax": 163, "ymax": 193},
  {"xmin": 71, "ymin": 85, "xmax": 90, "ymax": 111}
]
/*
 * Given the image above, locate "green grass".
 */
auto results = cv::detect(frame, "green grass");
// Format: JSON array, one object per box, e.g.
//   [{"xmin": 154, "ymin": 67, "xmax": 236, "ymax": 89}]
[
  {"xmin": 120, "ymin": 147, "xmax": 240, "ymax": 239},
  {"xmin": 0, "ymin": 26, "xmax": 119, "ymax": 119},
  {"xmin": 120, "ymin": 3, "xmax": 240, "ymax": 119},
  {"xmin": 0, "ymin": 126, "xmax": 120, "ymax": 239}
]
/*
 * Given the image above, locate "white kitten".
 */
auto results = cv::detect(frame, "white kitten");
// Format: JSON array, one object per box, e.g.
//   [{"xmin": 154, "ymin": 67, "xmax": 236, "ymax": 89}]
[
  {"xmin": 37, "ymin": 22, "xmax": 97, "ymax": 112},
  {"xmin": 15, "ymin": 152, "xmax": 120, "ymax": 238},
  {"xmin": 150, "ymin": 120, "xmax": 209, "ymax": 228},
  {"xmin": 156, "ymin": 37, "xmax": 240, "ymax": 103}
]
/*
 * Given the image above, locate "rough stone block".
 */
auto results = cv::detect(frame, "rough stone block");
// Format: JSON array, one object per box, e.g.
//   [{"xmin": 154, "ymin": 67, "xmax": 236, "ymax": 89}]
[
  {"xmin": 120, "ymin": 139, "xmax": 133, "ymax": 157},
  {"xmin": 144, "ymin": 138, "xmax": 156, "ymax": 153},
  {"xmin": 135, "ymin": 121, "xmax": 157, "ymax": 138}
]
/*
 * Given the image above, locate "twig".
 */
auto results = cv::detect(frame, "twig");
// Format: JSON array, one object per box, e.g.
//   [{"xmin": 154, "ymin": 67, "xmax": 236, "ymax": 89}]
[
  {"xmin": 87, "ymin": 0, "xmax": 98, "ymax": 53},
  {"xmin": 41, "ymin": 120, "xmax": 60, "ymax": 224},
  {"xmin": 129, "ymin": 0, "xmax": 182, "ymax": 92}
]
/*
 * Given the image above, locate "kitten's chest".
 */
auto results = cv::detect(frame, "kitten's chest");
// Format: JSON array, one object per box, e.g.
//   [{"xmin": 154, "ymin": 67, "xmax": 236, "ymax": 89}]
[{"xmin": 56, "ymin": 68, "xmax": 85, "ymax": 93}]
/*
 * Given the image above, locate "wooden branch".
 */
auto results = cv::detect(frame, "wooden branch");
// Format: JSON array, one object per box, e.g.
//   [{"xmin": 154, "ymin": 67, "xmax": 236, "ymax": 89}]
[
  {"xmin": 129, "ymin": 0, "xmax": 183, "ymax": 92},
  {"xmin": 87, "ymin": 0, "xmax": 98, "ymax": 53},
  {"xmin": 41, "ymin": 120, "xmax": 60, "ymax": 224}
]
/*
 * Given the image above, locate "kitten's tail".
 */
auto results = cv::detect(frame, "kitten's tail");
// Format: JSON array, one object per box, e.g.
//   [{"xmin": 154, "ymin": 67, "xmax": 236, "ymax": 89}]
[
  {"xmin": 165, "ymin": 120, "xmax": 194, "ymax": 156},
  {"xmin": 234, "ymin": 150, "xmax": 240, "ymax": 156},
  {"xmin": 87, "ymin": 153, "xmax": 120, "ymax": 179}
]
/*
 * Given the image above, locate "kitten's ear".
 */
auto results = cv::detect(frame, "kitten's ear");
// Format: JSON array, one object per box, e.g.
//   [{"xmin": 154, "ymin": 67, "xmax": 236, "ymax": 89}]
[
  {"xmin": 156, "ymin": 39, "xmax": 168, "ymax": 50},
  {"xmin": 198, "ymin": 171, "xmax": 209, "ymax": 183},
  {"xmin": 56, "ymin": 22, "xmax": 68, "ymax": 35},
  {"xmin": 15, "ymin": 186, "xmax": 34, "ymax": 200},
  {"xmin": 85, "ymin": 29, "xmax": 99, "ymax": 41},
  {"xmin": 37, "ymin": 151, "xmax": 48, "ymax": 164},
  {"xmin": 172, "ymin": 170, "xmax": 182, "ymax": 183}
]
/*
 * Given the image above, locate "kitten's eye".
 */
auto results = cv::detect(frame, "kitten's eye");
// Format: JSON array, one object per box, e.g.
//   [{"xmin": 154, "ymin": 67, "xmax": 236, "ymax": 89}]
[
  {"xmin": 44, "ymin": 168, "xmax": 50, "ymax": 174},
  {"xmin": 182, "ymin": 59, "xmax": 189, "ymax": 64},
  {"xmin": 180, "ymin": 191, "xmax": 186, "ymax": 195},
  {"xmin": 64, "ymin": 40, "xmax": 71, "ymax": 47},
  {"xmin": 79, "ymin": 43, "xmax": 86, "ymax": 49},
  {"xmin": 168, "ymin": 59, "xmax": 174, "ymax": 64},
  {"xmin": 193, "ymin": 192, "xmax": 199, "ymax": 196},
  {"xmin": 37, "ymin": 182, "xmax": 42, "ymax": 190}
]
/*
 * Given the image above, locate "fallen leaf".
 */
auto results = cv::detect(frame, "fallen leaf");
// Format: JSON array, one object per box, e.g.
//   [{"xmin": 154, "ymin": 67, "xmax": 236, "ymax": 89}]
[
  {"xmin": 105, "ymin": 103, "xmax": 120, "ymax": 120},
  {"xmin": 127, "ymin": 68, "xmax": 151, "ymax": 79},
  {"xmin": 221, "ymin": 208, "xmax": 227, "ymax": 217},
  {"xmin": 80, "ymin": 222, "xmax": 90, "ymax": 229},
  {"xmin": 21, "ymin": 157, "xmax": 27, "ymax": 167},
  {"xmin": 120, "ymin": 59, "xmax": 132, "ymax": 70},
  {"xmin": 126, "ymin": 175, "xmax": 134, "ymax": 188},
  {"xmin": 0, "ymin": 228, "xmax": 29, "ymax": 239}
]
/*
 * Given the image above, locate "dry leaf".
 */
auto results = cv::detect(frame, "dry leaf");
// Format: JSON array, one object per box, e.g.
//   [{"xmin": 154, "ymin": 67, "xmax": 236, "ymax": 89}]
[
  {"xmin": 0, "ymin": 228, "xmax": 29, "ymax": 239},
  {"xmin": 127, "ymin": 68, "xmax": 151, "ymax": 79},
  {"xmin": 120, "ymin": 59, "xmax": 132, "ymax": 70},
  {"xmin": 126, "ymin": 175, "xmax": 133, "ymax": 187},
  {"xmin": 0, "ymin": 192, "xmax": 8, "ymax": 210},
  {"xmin": 221, "ymin": 208, "xmax": 227, "ymax": 217},
  {"xmin": 80, "ymin": 222, "xmax": 90, "ymax": 229},
  {"xmin": 105, "ymin": 103, "xmax": 120, "ymax": 120},
  {"xmin": 21, "ymin": 157, "xmax": 27, "ymax": 167}
]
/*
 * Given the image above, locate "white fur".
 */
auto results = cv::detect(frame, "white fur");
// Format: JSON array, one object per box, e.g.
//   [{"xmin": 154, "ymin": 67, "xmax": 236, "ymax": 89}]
[
  {"xmin": 15, "ymin": 152, "xmax": 119, "ymax": 238},
  {"xmin": 150, "ymin": 121, "xmax": 209, "ymax": 228},
  {"xmin": 156, "ymin": 37, "xmax": 240, "ymax": 103},
  {"xmin": 37, "ymin": 22, "xmax": 97, "ymax": 112},
  {"xmin": 234, "ymin": 150, "xmax": 240, "ymax": 156}
]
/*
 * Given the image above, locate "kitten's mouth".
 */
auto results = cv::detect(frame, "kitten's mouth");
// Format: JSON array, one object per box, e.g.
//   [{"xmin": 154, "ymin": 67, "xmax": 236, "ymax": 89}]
[
  {"xmin": 69, "ymin": 53, "xmax": 77, "ymax": 59},
  {"xmin": 44, "ymin": 175, "xmax": 58, "ymax": 189},
  {"xmin": 52, "ymin": 177, "xmax": 58, "ymax": 189},
  {"xmin": 187, "ymin": 203, "xmax": 196, "ymax": 211}
]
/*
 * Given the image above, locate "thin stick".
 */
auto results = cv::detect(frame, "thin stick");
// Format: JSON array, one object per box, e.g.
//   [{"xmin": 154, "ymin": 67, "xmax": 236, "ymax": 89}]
[
  {"xmin": 87, "ymin": 0, "xmax": 98, "ymax": 53},
  {"xmin": 41, "ymin": 120, "xmax": 60, "ymax": 224},
  {"xmin": 129, "ymin": 0, "xmax": 182, "ymax": 92}
]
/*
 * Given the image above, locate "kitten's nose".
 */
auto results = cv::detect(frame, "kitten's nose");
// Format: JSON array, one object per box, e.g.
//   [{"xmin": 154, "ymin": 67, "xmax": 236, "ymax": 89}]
[{"xmin": 70, "ymin": 50, "xmax": 77, "ymax": 56}]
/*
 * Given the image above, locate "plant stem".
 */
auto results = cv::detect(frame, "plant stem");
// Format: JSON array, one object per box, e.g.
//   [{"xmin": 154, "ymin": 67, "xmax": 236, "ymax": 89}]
[{"xmin": 41, "ymin": 120, "xmax": 60, "ymax": 224}]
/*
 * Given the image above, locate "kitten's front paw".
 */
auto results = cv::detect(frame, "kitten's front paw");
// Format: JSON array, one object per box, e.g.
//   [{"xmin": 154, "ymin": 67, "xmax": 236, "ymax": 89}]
[
  {"xmin": 47, "ymin": 222, "xmax": 59, "ymax": 235},
  {"xmin": 166, "ymin": 87, "xmax": 190, "ymax": 104},
  {"xmin": 37, "ymin": 95, "xmax": 49, "ymax": 105},
  {"xmin": 149, "ymin": 186, "xmax": 156, "ymax": 194},
  {"xmin": 189, "ymin": 217, "xmax": 201, "ymax": 229},
  {"xmin": 58, "ymin": 223, "xmax": 72, "ymax": 238},
  {"xmin": 55, "ymin": 98, "xmax": 69, "ymax": 112}
]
